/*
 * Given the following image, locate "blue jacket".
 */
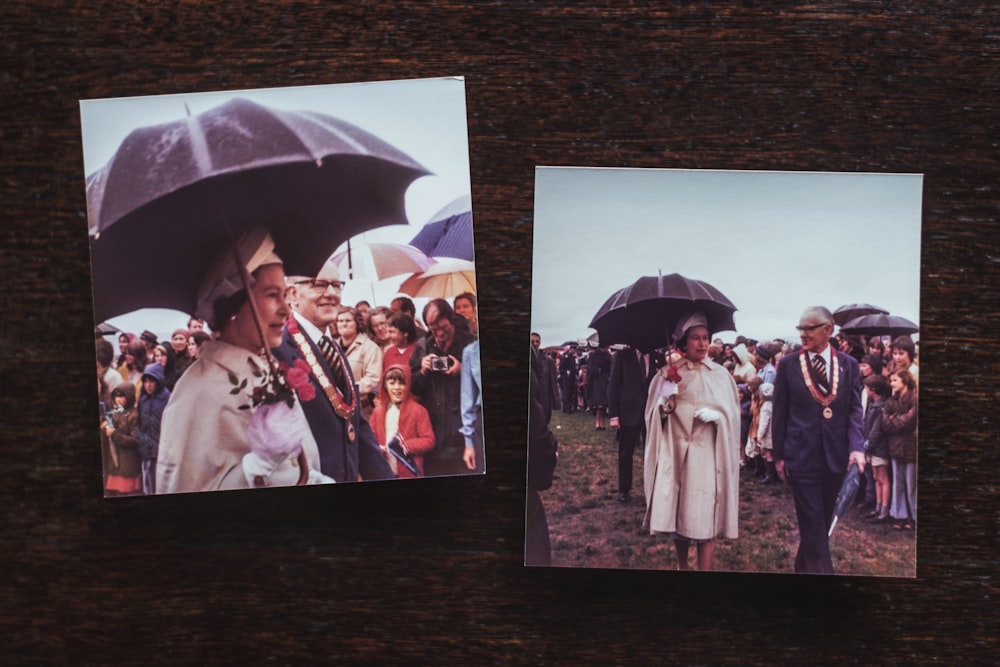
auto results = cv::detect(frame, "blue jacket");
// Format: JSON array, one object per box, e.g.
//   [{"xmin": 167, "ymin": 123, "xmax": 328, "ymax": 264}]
[{"xmin": 137, "ymin": 362, "xmax": 171, "ymax": 461}]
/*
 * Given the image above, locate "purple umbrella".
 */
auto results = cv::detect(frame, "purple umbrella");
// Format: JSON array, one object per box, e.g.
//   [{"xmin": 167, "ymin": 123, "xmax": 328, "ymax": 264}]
[
  {"xmin": 408, "ymin": 194, "xmax": 474, "ymax": 261},
  {"xmin": 87, "ymin": 97, "xmax": 430, "ymax": 321}
]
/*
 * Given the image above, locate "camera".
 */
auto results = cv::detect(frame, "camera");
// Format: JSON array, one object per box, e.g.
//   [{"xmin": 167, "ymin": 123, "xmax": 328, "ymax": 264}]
[{"xmin": 430, "ymin": 355, "xmax": 453, "ymax": 372}]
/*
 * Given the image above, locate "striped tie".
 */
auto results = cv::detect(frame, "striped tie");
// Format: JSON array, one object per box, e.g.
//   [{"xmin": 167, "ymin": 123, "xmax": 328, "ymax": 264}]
[
  {"xmin": 812, "ymin": 354, "xmax": 829, "ymax": 391},
  {"xmin": 319, "ymin": 335, "xmax": 349, "ymax": 397}
]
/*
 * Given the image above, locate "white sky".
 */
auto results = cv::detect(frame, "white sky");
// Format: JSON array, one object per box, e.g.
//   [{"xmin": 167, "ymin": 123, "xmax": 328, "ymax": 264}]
[
  {"xmin": 530, "ymin": 167, "xmax": 922, "ymax": 347},
  {"xmin": 80, "ymin": 77, "xmax": 473, "ymax": 338}
]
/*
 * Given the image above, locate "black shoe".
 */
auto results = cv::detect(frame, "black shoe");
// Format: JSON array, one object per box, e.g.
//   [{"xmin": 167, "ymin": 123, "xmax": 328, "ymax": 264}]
[{"xmin": 617, "ymin": 491, "xmax": 631, "ymax": 503}]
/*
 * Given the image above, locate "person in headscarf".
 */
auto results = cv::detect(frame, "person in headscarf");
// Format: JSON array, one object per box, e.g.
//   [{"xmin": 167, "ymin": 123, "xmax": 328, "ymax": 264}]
[
  {"xmin": 156, "ymin": 226, "xmax": 330, "ymax": 494},
  {"xmin": 643, "ymin": 311, "xmax": 740, "ymax": 571}
]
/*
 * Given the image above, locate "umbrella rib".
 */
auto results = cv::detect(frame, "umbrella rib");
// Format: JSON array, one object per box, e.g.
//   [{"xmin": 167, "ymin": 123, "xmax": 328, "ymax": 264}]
[
  {"xmin": 296, "ymin": 111, "xmax": 370, "ymax": 161},
  {"xmin": 185, "ymin": 110, "xmax": 215, "ymax": 177}
]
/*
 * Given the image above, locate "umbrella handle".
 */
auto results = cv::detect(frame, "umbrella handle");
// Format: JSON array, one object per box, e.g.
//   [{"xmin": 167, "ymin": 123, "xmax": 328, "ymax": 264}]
[{"xmin": 228, "ymin": 230, "xmax": 281, "ymax": 376}]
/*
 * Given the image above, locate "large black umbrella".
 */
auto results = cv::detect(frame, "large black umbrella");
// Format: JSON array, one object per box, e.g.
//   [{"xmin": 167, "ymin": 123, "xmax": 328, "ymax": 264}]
[
  {"xmin": 832, "ymin": 303, "xmax": 889, "ymax": 326},
  {"xmin": 408, "ymin": 194, "xmax": 474, "ymax": 261},
  {"xmin": 839, "ymin": 313, "xmax": 918, "ymax": 337},
  {"xmin": 588, "ymin": 273, "xmax": 737, "ymax": 353},
  {"xmin": 87, "ymin": 97, "xmax": 430, "ymax": 322}
]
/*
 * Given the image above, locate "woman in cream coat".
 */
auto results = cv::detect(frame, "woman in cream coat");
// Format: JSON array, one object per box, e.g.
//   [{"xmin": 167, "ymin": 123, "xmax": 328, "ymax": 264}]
[
  {"xmin": 643, "ymin": 312, "xmax": 740, "ymax": 571},
  {"xmin": 156, "ymin": 227, "xmax": 330, "ymax": 494}
]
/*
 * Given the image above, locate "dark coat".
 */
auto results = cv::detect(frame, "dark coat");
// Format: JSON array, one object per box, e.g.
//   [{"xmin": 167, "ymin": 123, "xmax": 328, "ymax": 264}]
[
  {"xmin": 772, "ymin": 349, "xmax": 865, "ymax": 474},
  {"xmin": 882, "ymin": 390, "xmax": 918, "ymax": 462},
  {"xmin": 586, "ymin": 348, "xmax": 611, "ymax": 409},
  {"xmin": 863, "ymin": 398, "xmax": 890, "ymax": 459},
  {"xmin": 105, "ymin": 383, "xmax": 141, "ymax": 479},
  {"xmin": 137, "ymin": 362, "xmax": 170, "ymax": 462},
  {"xmin": 608, "ymin": 347, "xmax": 649, "ymax": 427},
  {"xmin": 409, "ymin": 325, "xmax": 476, "ymax": 465},
  {"xmin": 272, "ymin": 321, "xmax": 394, "ymax": 483}
]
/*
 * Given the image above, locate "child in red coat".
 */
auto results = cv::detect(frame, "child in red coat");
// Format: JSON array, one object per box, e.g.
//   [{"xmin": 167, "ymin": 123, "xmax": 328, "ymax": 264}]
[{"xmin": 370, "ymin": 364, "xmax": 435, "ymax": 478}]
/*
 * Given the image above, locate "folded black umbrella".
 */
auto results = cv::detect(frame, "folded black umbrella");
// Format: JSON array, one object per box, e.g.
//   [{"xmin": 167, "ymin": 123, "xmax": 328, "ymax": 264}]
[{"xmin": 829, "ymin": 462, "xmax": 862, "ymax": 537}]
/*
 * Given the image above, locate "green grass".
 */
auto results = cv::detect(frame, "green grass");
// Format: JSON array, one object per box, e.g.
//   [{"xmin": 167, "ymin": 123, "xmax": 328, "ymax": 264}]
[{"xmin": 540, "ymin": 409, "xmax": 916, "ymax": 576}]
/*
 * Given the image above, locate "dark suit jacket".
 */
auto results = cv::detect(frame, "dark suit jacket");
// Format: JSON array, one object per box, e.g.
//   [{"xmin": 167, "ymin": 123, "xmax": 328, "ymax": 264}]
[
  {"xmin": 772, "ymin": 348, "xmax": 864, "ymax": 474},
  {"xmin": 608, "ymin": 347, "xmax": 649, "ymax": 427},
  {"xmin": 272, "ymin": 324, "xmax": 394, "ymax": 483}
]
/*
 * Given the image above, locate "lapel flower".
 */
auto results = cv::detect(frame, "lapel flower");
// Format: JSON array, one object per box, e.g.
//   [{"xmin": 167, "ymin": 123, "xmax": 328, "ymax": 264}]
[
  {"xmin": 230, "ymin": 358, "xmax": 316, "ymax": 410},
  {"xmin": 665, "ymin": 365, "xmax": 682, "ymax": 383}
]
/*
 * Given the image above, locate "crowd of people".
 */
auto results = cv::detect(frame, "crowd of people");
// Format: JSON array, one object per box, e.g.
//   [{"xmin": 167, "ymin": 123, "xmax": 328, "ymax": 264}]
[
  {"xmin": 95, "ymin": 228, "xmax": 483, "ymax": 496},
  {"xmin": 529, "ymin": 306, "xmax": 918, "ymax": 572}
]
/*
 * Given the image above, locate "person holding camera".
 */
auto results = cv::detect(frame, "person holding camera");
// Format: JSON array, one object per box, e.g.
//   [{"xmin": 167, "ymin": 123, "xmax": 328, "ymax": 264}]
[
  {"xmin": 369, "ymin": 364, "xmax": 435, "ymax": 478},
  {"xmin": 410, "ymin": 298, "xmax": 477, "ymax": 476}
]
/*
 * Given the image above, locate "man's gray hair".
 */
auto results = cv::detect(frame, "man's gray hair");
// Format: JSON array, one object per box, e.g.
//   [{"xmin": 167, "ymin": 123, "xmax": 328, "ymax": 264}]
[{"xmin": 800, "ymin": 306, "xmax": 834, "ymax": 325}]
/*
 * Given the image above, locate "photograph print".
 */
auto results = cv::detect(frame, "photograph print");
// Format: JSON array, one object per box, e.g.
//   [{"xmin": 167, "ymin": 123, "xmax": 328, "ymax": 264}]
[
  {"xmin": 526, "ymin": 167, "xmax": 921, "ymax": 576},
  {"xmin": 84, "ymin": 77, "xmax": 484, "ymax": 497}
]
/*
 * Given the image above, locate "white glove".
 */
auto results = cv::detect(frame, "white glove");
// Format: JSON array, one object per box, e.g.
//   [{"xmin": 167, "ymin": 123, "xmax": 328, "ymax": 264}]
[
  {"xmin": 659, "ymin": 380, "xmax": 679, "ymax": 399},
  {"xmin": 243, "ymin": 401, "xmax": 308, "ymax": 486},
  {"xmin": 694, "ymin": 407, "xmax": 723, "ymax": 424}
]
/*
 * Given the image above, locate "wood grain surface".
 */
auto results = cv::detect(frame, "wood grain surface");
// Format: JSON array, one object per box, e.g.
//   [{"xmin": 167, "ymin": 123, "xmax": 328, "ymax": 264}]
[{"xmin": 1, "ymin": 1, "xmax": 997, "ymax": 663}]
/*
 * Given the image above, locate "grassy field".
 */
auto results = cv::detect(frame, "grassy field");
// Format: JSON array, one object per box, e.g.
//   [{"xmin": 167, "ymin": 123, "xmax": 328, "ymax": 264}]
[{"xmin": 542, "ymin": 409, "xmax": 916, "ymax": 577}]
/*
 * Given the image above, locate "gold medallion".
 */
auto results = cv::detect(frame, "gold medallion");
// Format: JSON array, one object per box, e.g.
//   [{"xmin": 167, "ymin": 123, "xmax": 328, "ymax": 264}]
[
  {"xmin": 347, "ymin": 423, "xmax": 357, "ymax": 442},
  {"xmin": 823, "ymin": 406, "xmax": 833, "ymax": 419}
]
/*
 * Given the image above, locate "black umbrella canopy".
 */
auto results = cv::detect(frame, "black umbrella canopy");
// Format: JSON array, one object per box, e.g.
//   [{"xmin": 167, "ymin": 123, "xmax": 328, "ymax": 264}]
[
  {"xmin": 589, "ymin": 273, "xmax": 737, "ymax": 353},
  {"xmin": 833, "ymin": 303, "xmax": 889, "ymax": 326},
  {"xmin": 87, "ymin": 98, "xmax": 431, "ymax": 322},
  {"xmin": 839, "ymin": 313, "xmax": 918, "ymax": 337}
]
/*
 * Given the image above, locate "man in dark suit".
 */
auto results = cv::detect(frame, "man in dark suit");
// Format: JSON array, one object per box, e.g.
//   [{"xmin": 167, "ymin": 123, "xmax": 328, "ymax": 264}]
[
  {"xmin": 272, "ymin": 261, "xmax": 394, "ymax": 483},
  {"xmin": 772, "ymin": 306, "xmax": 865, "ymax": 574},
  {"xmin": 608, "ymin": 346, "xmax": 651, "ymax": 503}
]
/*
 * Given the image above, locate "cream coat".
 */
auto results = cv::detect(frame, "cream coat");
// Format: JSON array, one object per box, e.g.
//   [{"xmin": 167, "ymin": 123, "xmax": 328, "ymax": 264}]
[
  {"xmin": 156, "ymin": 340, "xmax": 323, "ymax": 494},
  {"xmin": 643, "ymin": 357, "xmax": 740, "ymax": 540}
]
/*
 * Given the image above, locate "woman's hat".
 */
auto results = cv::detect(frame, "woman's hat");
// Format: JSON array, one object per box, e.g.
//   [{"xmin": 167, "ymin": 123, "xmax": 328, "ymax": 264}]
[
  {"xmin": 672, "ymin": 311, "xmax": 708, "ymax": 343},
  {"xmin": 194, "ymin": 226, "xmax": 282, "ymax": 321}
]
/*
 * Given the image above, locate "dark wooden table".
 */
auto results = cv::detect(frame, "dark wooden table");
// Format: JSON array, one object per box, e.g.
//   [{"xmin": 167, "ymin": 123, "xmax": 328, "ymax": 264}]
[{"xmin": 2, "ymin": 2, "xmax": 997, "ymax": 663}]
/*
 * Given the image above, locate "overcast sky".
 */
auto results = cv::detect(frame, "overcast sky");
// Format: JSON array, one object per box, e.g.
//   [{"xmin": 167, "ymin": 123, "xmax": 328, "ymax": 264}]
[
  {"xmin": 80, "ymin": 77, "xmax": 473, "ymax": 338},
  {"xmin": 530, "ymin": 168, "xmax": 922, "ymax": 348}
]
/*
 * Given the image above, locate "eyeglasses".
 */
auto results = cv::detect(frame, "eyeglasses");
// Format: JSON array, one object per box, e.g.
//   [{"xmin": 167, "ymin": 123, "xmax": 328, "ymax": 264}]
[
  {"xmin": 295, "ymin": 279, "xmax": 345, "ymax": 292},
  {"xmin": 795, "ymin": 322, "xmax": 830, "ymax": 332}
]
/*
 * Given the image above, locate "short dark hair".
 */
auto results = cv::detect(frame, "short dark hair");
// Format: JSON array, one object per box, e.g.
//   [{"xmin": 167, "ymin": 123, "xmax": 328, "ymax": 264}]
[
  {"xmin": 864, "ymin": 373, "xmax": 891, "ymax": 399},
  {"xmin": 392, "ymin": 296, "xmax": 416, "ymax": 316},
  {"xmin": 389, "ymin": 313, "xmax": 417, "ymax": 345},
  {"xmin": 423, "ymin": 299, "xmax": 454, "ymax": 326},
  {"xmin": 891, "ymin": 336, "xmax": 915, "ymax": 362},
  {"xmin": 95, "ymin": 339, "xmax": 115, "ymax": 368},
  {"xmin": 861, "ymin": 353, "xmax": 884, "ymax": 375}
]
